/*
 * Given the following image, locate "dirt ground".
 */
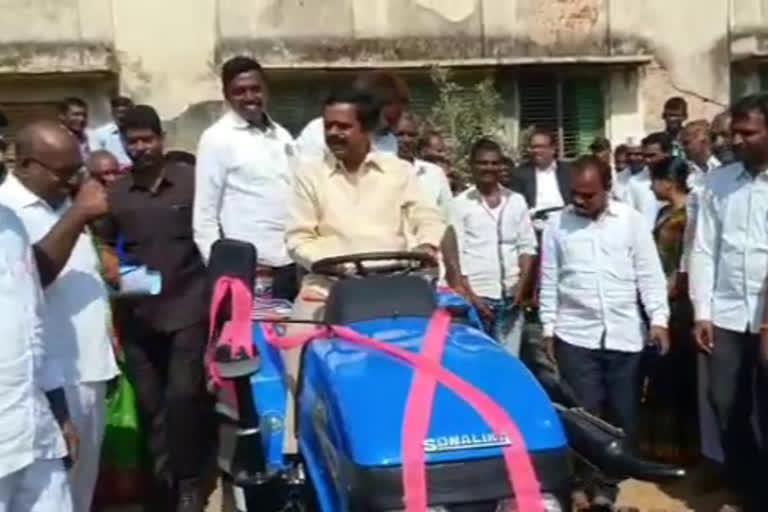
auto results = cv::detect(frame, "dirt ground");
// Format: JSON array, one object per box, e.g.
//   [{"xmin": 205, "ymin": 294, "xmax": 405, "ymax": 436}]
[
  {"xmin": 202, "ymin": 463, "xmax": 732, "ymax": 512},
  {"xmin": 106, "ymin": 466, "xmax": 730, "ymax": 511}
]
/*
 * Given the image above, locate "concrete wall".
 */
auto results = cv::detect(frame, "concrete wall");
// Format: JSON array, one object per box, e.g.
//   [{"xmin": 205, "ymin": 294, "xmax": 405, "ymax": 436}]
[
  {"xmin": 0, "ymin": 0, "xmax": 114, "ymax": 74},
  {"xmin": 1, "ymin": 0, "xmax": 766, "ymax": 151}
]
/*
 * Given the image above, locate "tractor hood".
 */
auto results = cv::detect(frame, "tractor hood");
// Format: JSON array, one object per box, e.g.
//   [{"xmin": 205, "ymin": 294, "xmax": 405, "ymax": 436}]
[{"xmin": 302, "ymin": 317, "xmax": 567, "ymax": 468}]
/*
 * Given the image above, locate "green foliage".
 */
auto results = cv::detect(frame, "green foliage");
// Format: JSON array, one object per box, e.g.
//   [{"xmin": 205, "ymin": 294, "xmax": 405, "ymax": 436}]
[{"xmin": 425, "ymin": 67, "xmax": 515, "ymax": 176}]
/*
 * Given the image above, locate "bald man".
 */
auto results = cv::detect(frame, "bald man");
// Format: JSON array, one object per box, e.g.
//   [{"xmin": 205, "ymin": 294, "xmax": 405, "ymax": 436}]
[
  {"xmin": 86, "ymin": 150, "xmax": 121, "ymax": 186},
  {"xmin": 0, "ymin": 121, "xmax": 115, "ymax": 512}
]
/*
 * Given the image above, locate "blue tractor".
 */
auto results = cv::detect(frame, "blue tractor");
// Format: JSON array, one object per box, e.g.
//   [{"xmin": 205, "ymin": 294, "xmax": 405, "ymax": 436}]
[{"xmin": 207, "ymin": 239, "xmax": 683, "ymax": 512}]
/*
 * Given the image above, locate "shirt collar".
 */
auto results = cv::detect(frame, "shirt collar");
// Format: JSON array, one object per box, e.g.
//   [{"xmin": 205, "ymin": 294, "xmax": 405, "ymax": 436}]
[
  {"xmin": 4, "ymin": 173, "xmax": 67, "ymax": 212},
  {"xmin": 565, "ymin": 199, "xmax": 620, "ymax": 219},
  {"xmin": 128, "ymin": 163, "xmax": 175, "ymax": 195},
  {"xmin": 326, "ymin": 151, "xmax": 386, "ymax": 176},
  {"xmin": 735, "ymin": 161, "xmax": 768, "ymax": 181},
  {"xmin": 414, "ymin": 158, "xmax": 431, "ymax": 175},
  {"xmin": 535, "ymin": 160, "xmax": 557, "ymax": 174},
  {"xmin": 224, "ymin": 109, "xmax": 277, "ymax": 133},
  {"xmin": 465, "ymin": 184, "xmax": 513, "ymax": 203}
]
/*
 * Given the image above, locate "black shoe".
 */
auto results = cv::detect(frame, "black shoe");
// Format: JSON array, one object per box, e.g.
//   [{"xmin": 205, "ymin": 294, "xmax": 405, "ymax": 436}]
[{"xmin": 177, "ymin": 478, "xmax": 204, "ymax": 512}]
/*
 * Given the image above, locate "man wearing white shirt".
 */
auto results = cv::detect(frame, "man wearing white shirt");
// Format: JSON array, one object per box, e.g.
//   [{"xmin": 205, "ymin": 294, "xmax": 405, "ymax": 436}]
[
  {"xmin": 451, "ymin": 138, "xmax": 537, "ymax": 355},
  {"xmin": 678, "ymin": 120, "xmax": 721, "ymax": 275},
  {"xmin": 395, "ymin": 112, "xmax": 453, "ymax": 219},
  {"xmin": 691, "ymin": 94, "xmax": 768, "ymax": 510},
  {"xmin": 626, "ymin": 132, "xmax": 672, "ymax": 228},
  {"xmin": 295, "ymin": 70, "xmax": 408, "ymax": 160},
  {"xmin": 194, "ymin": 56, "xmax": 299, "ymax": 300},
  {"xmin": 612, "ymin": 137, "xmax": 644, "ymax": 202},
  {"xmin": 57, "ymin": 97, "xmax": 91, "ymax": 160},
  {"xmin": 510, "ymin": 130, "xmax": 571, "ymax": 220},
  {"xmin": 539, "ymin": 155, "xmax": 669, "ymax": 506},
  {"xmin": 0, "ymin": 121, "xmax": 118, "ymax": 512},
  {"xmin": 0, "ymin": 204, "xmax": 73, "ymax": 512},
  {"xmin": 89, "ymin": 96, "xmax": 133, "ymax": 170}
]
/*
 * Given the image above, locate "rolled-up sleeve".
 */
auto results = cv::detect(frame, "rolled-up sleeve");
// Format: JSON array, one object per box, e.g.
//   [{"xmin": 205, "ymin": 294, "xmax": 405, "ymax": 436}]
[
  {"xmin": 513, "ymin": 197, "xmax": 538, "ymax": 256},
  {"xmin": 679, "ymin": 189, "xmax": 699, "ymax": 273},
  {"xmin": 690, "ymin": 184, "xmax": 718, "ymax": 321},
  {"xmin": 193, "ymin": 129, "xmax": 226, "ymax": 263},
  {"xmin": 631, "ymin": 212, "xmax": 670, "ymax": 328},
  {"xmin": 403, "ymin": 170, "xmax": 446, "ymax": 249},
  {"xmin": 538, "ymin": 220, "xmax": 560, "ymax": 338}
]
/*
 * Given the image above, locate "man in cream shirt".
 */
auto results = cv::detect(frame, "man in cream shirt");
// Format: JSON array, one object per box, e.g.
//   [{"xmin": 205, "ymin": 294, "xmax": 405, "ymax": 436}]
[
  {"xmin": 283, "ymin": 88, "xmax": 445, "ymax": 452},
  {"xmin": 287, "ymin": 88, "xmax": 445, "ymax": 309}
]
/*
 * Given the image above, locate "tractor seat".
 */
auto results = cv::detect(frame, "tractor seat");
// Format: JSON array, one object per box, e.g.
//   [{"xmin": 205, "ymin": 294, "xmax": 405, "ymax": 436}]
[{"xmin": 323, "ymin": 274, "xmax": 437, "ymax": 325}]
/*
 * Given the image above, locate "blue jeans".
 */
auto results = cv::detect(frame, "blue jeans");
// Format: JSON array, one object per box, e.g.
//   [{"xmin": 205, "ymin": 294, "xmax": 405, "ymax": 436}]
[{"xmin": 481, "ymin": 297, "xmax": 524, "ymax": 356}]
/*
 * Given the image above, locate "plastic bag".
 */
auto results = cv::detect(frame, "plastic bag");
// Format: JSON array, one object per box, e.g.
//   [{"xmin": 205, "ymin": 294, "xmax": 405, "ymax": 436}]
[
  {"xmin": 102, "ymin": 370, "xmax": 142, "ymax": 468},
  {"xmin": 93, "ymin": 366, "xmax": 148, "ymax": 507}
]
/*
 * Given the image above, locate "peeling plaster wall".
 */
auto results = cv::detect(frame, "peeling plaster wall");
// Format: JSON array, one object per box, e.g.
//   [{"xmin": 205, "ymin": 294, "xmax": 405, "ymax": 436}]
[
  {"xmin": 2, "ymin": 0, "xmax": 767, "ymax": 151},
  {"xmin": 610, "ymin": 0, "xmax": 731, "ymax": 132},
  {"xmin": 111, "ymin": 0, "xmax": 220, "ymax": 150},
  {"xmin": 0, "ymin": 0, "xmax": 115, "ymax": 73}
]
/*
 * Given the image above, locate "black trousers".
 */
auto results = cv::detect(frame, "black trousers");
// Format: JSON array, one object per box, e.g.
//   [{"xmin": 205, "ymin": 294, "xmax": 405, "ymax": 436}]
[
  {"xmin": 709, "ymin": 327, "xmax": 768, "ymax": 510},
  {"xmin": 555, "ymin": 339, "xmax": 642, "ymax": 501},
  {"xmin": 271, "ymin": 263, "xmax": 299, "ymax": 301},
  {"xmin": 120, "ymin": 320, "xmax": 211, "ymax": 484},
  {"xmin": 556, "ymin": 340, "xmax": 642, "ymax": 444}
]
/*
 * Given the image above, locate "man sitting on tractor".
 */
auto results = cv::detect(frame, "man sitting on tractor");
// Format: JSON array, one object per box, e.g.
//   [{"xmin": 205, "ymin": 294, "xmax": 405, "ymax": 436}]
[{"xmin": 283, "ymin": 87, "xmax": 447, "ymax": 452}]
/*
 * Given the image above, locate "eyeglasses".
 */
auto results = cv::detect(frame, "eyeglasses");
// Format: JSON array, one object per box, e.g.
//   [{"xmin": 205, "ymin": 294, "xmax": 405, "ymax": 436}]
[{"xmin": 24, "ymin": 157, "xmax": 85, "ymax": 186}]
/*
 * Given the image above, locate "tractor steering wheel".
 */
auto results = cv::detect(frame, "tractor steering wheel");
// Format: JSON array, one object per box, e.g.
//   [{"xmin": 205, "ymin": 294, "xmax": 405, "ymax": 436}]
[{"xmin": 310, "ymin": 251, "xmax": 437, "ymax": 279}]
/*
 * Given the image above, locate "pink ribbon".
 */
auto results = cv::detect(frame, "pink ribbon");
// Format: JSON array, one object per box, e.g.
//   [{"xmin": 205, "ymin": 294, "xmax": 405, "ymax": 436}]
[{"xmin": 208, "ymin": 277, "xmax": 544, "ymax": 512}]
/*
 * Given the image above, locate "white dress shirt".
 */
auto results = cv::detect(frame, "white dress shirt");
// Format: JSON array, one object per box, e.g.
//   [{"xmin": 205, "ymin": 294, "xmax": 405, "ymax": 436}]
[
  {"xmin": 451, "ymin": 186, "xmax": 537, "ymax": 299},
  {"xmin": 539, "ymin": 201, "xmax": 669, "ymax": 352},
  {"xmin": 295, "ymin": 117, "xmax": 398, "ymax": 161},
  {"xmin": 412, "ymin": 158, "xmax": 453, "ymax": 220},
  {"xmin": 194, "ymin": 110, "xmax": 298, "ymax": 266},
  {"xmin": 533, "ymin": 162, "xmax": 565, "ymax": 212},
  {"xmin": 612, "ymin": 168, "xmax": 633, "ymax": 202},
  {"xmin": 0, "ymin": 204, "xmax": 67, "ymax": 479},
  {"xmin": 627, "ymin": 168, "xmax": 666, "ymax": 229},
  {"xmin": 0, "ymin": 175, "xmax": 118, "ymax": 385},
  {"xmin": 679, "ymin": 155, "xmax": 721, "ymax": 273},
  {"xmin": 88, "ymin": 122, "xmax": 132, "ymax": 168},
  {"xmin": 690, "ymin": 162, "xmax": 768, "ymax": 333}
]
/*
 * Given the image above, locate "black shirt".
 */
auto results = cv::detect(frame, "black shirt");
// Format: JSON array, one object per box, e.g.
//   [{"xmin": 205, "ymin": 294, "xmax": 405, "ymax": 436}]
[{"xmin": 104, "ymin": 162, "xmax": 207, "ymax": 332}]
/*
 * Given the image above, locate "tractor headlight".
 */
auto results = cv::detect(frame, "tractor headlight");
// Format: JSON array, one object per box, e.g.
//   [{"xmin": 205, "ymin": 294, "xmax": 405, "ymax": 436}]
[{"xmin": 496, "ymin": 493, "xmax": 563, "ymax": 512}]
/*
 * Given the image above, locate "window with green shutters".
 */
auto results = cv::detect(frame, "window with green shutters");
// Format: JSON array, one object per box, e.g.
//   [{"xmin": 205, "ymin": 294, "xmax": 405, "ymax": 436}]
[
  {"xmin": 266, "ymin": 67, "xmax": 605, "ymax": 161},
  {"xmin": 517, "ymin": 72, "xmax": 605, "ymax": 159},
  {"xmin": 267, "ymin": 69, "xmax": 499, "ymax": 136}
]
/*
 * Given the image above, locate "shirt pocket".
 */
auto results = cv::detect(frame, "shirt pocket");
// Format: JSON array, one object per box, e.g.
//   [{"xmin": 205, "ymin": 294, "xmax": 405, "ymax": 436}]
[
  {"xmin": 561, "ymin": 236, "xmax": 595, "ymax": 273},
  {"xmin": 156, "ymin": 204, "xmax": 193, "ymax": 240}
]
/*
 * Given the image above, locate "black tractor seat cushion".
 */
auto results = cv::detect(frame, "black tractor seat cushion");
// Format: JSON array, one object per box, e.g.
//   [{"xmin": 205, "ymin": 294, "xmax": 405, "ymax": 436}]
[{"xmin": 323, "ymin": 274, "xmax": 437, "ymax": 325}]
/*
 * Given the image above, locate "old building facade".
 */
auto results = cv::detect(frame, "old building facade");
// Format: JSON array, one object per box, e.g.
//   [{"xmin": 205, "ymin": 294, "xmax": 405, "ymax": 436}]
[{"xmin": 0, "ymin": 0, "xmax": 766, "ymax": 155}]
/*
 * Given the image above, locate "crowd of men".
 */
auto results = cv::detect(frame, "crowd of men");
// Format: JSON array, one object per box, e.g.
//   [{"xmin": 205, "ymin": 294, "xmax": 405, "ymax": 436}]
[{"xmin": 0, "ymin": 52, "xmax": 767, "ymax": 512}]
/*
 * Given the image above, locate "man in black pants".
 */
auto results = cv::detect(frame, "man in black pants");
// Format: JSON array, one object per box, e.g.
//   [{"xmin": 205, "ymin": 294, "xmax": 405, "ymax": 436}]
[
  {"xmin": 692, "ymin": 93, "xmax": 768, "ymax": 512},
  {"xmin": 101, "ymin": 105, "xmax": 210, "ymax": 512},
  {"xmin": 539, "ymin": 156, "xmax": 670, "ymax": 508}
]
